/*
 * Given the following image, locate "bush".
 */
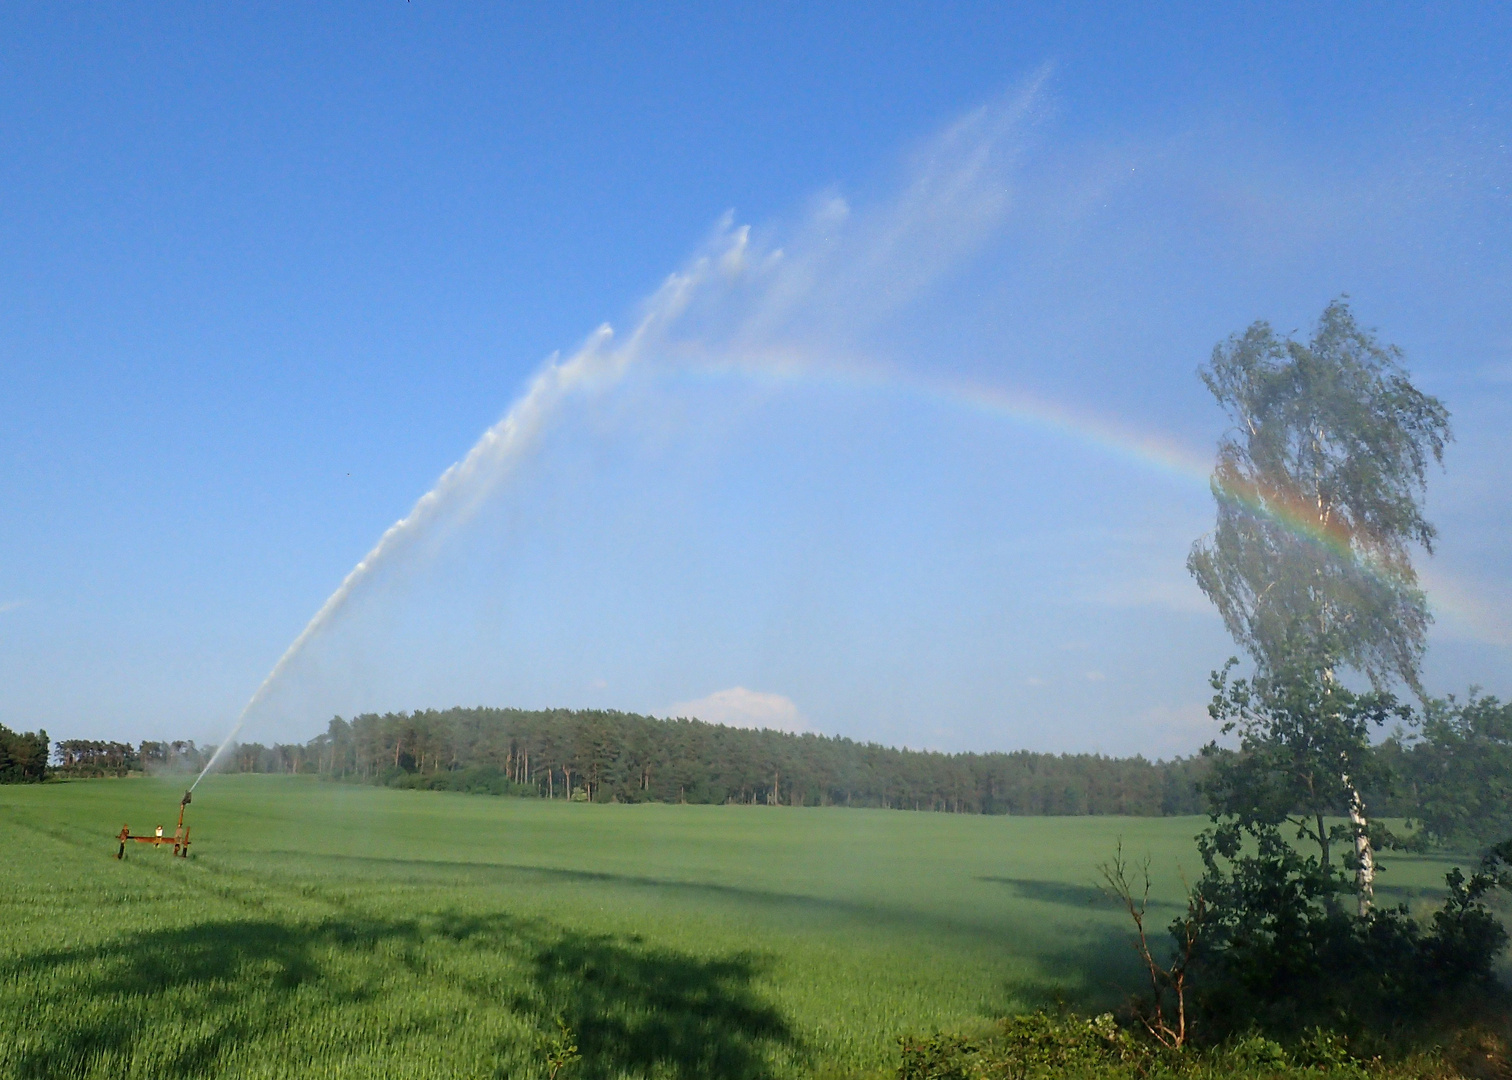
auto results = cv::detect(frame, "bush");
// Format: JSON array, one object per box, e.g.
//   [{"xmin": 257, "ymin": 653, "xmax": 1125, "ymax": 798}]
[
  {"xmin": 1398, "ymin": 694, "xmax": 1512, "ymax": 852},
  {"xmin": 1187, "ymin": 829, "xmax": 1511, "ymax": 1045},
  {"xmin": 379, "ymin": 765, "xmax": 536, "ymax": 797},
  {"xmin": 899, "ymin": 1013, "xmax": 1151, "ymax": 1079},
  {"xmin": 897, "ymin": 1031, "xmax": 977, "ymax": 1080},
  {"xmin": 897, "ymin": 1011, "xmax": 1492, "ymax": 1079}
]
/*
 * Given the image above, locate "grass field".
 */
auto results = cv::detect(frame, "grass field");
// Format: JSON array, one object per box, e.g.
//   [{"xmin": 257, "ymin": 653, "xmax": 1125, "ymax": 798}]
[{"xmin": 0, "ymin": 776, "xmax": 1470, "ymax": 1080}]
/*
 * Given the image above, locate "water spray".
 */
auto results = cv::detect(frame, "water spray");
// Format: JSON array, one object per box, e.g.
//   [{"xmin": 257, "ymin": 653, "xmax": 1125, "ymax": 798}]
[
  {"xmin": 186, "ymin": 264, "xmax": 706, "ymax": 796},
  {"xmin": 175, "ymin": 78, "xmax": 1046, "ymax": 808},
  {"xmin": 108, "ymin": 70, "xmax": 1491, "ymax": 852}
]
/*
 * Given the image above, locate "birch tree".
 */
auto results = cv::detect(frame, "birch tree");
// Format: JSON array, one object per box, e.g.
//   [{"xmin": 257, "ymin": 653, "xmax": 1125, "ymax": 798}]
[{"xmin": 1189, "ymin": 299, "xmax": 1451, "ymax": 910}]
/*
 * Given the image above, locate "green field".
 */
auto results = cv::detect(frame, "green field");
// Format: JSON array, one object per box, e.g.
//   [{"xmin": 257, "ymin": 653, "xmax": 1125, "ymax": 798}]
[{"xmin": 0, "ymin": 776, "xmax": 1467, "ymax": 1080}]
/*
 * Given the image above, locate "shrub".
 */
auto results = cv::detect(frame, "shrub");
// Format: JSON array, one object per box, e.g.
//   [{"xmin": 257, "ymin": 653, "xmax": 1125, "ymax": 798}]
[
  {"xmin": 899, "ymin": 1013, "xmax": 1142, "ymax": 1080},
  {"xmin": 1187, "ymin": 830, "xmax": 1511, "ymax": 1044},
  {"xmin": 381, "ymin": 765, "xmax": 536, "ymax": 797},
  {"xmin": 896, "ymin": 1011, "xmax": 1492, "ymax": 1079}
]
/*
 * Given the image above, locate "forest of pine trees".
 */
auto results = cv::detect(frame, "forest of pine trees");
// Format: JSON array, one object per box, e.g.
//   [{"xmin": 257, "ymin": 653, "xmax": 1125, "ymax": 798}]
[
  {"xmin": 229, "ymin": 707, "xmax": 1212, "ymax": 816},
  {"xmin": 25, "ymin": 696, "xmax": 1509, "ymax": 836}
]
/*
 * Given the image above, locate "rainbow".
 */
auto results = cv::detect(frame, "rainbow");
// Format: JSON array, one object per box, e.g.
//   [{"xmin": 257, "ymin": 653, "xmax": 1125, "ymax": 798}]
[
  {"xmin": 922, "ymin": 371, "xmax": 1508, "ymax": 649},
  {"xmin": 678, "ymin": 357, "xmax": 1386, "ymax": 580},
  {"xmin": 668, "ymin": 357, "xmax": 1508, "ymax": 647},
  {"xmin": 925, "ymin": 376, "xmax": 1382, "ymax": 576}
]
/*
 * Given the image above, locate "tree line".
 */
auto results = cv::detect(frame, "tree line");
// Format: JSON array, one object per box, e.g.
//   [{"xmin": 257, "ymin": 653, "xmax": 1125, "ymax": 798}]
[
  {"xmin": 0, "ymin": 736, "xmax": 220, "ymax": 783},
  {"xmin": 233, "ymin": 707, "xmax": 1213, "ymax": 816},
  {"xmin": 210, "ymin": 689, "xmax": 1508, "ymax": 846},
  {"xmin": 10, "ymin": 688, "xmax": 1506, "ymax": 845},
  {"xmin": 47, "ymin": 738, "xmax": 212, "ymax": 778},
  {"xmin": 0, "ymin": 724, "xmax": 49, "ymax": 783}
]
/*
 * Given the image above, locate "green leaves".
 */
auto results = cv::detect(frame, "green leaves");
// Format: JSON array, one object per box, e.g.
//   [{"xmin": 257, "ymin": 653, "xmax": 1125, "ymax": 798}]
[
  {"xmin": 1201, "ymin": 659, "xmax": 1408, "ymax": 866},
  {"xmin": 0, "ymin": 724, "xmax": 50, "ymax": 783},
  {"xmin": 1189, "ymin": 299, "xmax": 1452, "ymax": 693},
  {"xmin": 1399, "ymin": 693, "xmax": 1512, "ymax": 851}
]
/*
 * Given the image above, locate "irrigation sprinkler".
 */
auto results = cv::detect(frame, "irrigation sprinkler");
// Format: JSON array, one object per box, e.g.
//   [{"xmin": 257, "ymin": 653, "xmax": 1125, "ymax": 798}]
[{"xmin": 115, "ymin": 790, "xmax": 193, "ymax": 859}]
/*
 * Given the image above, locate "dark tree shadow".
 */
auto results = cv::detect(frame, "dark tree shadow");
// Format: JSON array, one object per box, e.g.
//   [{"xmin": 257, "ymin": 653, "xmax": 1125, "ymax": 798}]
[
  {"xmin": 975, "ymin": 876, "xmax": 1183, "ymax": 913},
  {"xmin": 1374, "ymin": 883, "xmax": 1442, "ymax": 906},
  {"xmin": 971, "ymin": 901, "xmax": 1178, "ymax": 1022},
  {"xmin": 3, "ymin": 913, "xmax": 796, "ymax": 1080},
  {"xmin": 975, "ymin": 876, "xmax": 1113, "ymax": 909},
  {"xmin": 4, "ymin": 918, "xmax": 400, "ymax": 1079},
  {"xmin": 517, "ymin": 929, "xmax": 794, "ymax": 1080}
]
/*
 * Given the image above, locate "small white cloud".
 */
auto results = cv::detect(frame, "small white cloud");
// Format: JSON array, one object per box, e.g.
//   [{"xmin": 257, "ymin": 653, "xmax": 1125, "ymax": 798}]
[
  {"xmin": 1025, "ymin": 676, "xmax": 1045, "ymax": 687},
  {"xmin": 816, "ymin": 194, "xmax": 850, "ymax": 224},
  {"xmin": 588, "ymin": 677, "xmax": 608, "ymax": 691},
  {"xmin": 1084, "ymin": 671, "xmax": 1107, "ymax": 682},
  {"xmin": 0, "ymin": 599, "xmax": 27, "ymax": 615},
  {"xmin": 670, "ymin": 687, "xmax": 809, "ymax": 733}
]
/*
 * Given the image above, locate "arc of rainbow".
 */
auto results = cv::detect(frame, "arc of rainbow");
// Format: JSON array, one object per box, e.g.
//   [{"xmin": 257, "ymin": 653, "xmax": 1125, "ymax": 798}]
[
  {"xmin": 671, "ymin": 356, "xmax": 1411, "ymax": 588},
  {"xmin": 905, "ymin": 370, "xmax": 1507, "ymax": 645},
  {"xmin": 938, "ymin": 379, "xmax": 1384, "ymax": 576}
]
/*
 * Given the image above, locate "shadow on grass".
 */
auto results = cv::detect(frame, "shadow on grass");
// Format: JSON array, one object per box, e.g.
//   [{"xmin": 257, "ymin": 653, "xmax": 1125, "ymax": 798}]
[
  {"xmin": 516, "ymin": 926, "xmax": 793, "ymax": 1080},
  {"xmin": 257, "ymin": 849, "xmax": 1013, "ymax": 943},
  {"xmin": 1373, "ymin": 882, "xmax": 1446, "ymax": 906},
  {"xmin": 974, "ymin": 876, "xmax": 1115, "ymax": 909},
  {"xmin": 987, "ymin": 925, "xmax": 1152, "ymax": 1019},
  {"xmin": 3, "ymin": 912, "xmax": 796, "ymax": 1080},
  {"xmin": 975, "ymin": 876, "xmax": 1186, "ymax": 913}
]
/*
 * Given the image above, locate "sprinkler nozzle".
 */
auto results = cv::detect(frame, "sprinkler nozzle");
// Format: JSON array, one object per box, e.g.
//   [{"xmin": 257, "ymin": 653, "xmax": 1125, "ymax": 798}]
[{"xmin": 181, "ymin": 790, "xmax": 192, "ymax": 806}]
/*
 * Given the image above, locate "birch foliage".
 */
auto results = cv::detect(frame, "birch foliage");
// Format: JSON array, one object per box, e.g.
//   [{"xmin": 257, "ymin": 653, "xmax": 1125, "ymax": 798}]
[{"xmin": 1187, "ymin": 299, "xmax": 1451, "ymax": 693}]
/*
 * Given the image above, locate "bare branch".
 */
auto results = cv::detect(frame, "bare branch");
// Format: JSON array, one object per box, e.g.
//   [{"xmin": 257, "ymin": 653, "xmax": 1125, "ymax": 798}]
[{"xmin": 1099, "ymin": 840, "xmax": 1203, "ymax": 1048}]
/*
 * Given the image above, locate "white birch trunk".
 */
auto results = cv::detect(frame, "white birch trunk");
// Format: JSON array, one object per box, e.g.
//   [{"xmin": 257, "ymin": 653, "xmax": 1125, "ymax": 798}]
[{"xmin": 1342, "ymin": 772, "xmax": 1375, "ymax": 916}]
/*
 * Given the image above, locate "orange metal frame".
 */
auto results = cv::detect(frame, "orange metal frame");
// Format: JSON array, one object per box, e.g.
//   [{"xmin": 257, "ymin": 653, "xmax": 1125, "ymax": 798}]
[{"xmin": 116, "ymin": 791, "xmax": 192, "ymax": 859}]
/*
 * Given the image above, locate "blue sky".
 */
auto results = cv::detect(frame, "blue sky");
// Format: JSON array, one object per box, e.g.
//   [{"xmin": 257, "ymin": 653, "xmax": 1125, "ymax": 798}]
[{"xmin": 2, "ymin": 3, "xmax": 1509, "ymax": 756}]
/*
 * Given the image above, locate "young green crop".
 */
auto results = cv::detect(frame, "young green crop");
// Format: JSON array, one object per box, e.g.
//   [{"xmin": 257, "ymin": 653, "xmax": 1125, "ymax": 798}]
[{"xmin": 0, "ymin": 776, "xmax": 1464, "ymax": 1079}]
